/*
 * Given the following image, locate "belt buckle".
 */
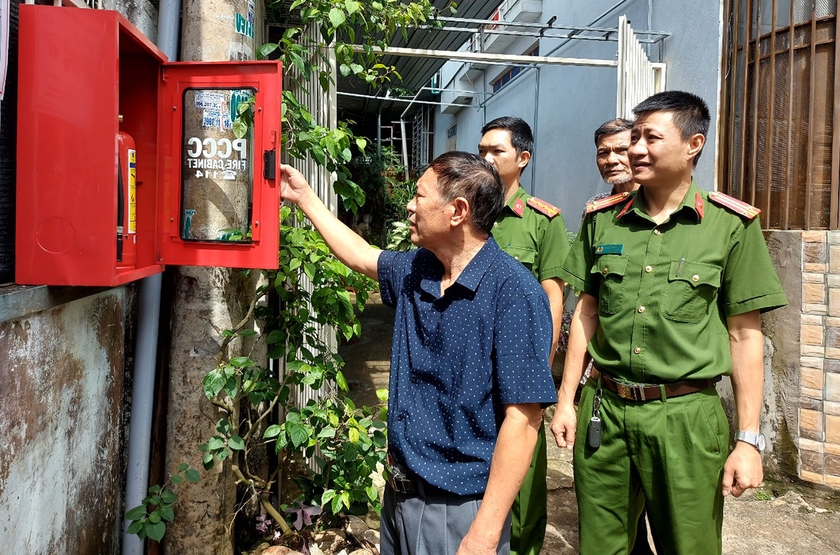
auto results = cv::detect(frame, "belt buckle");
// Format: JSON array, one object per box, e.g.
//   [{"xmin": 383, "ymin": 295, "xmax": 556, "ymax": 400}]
[
  {"xmin": 617, "ymin": 383, "xmax": 646, "ymax": 401},
  {"xmin": 388, "ymin": 471, "xmax": 416, "ymax": 495}
]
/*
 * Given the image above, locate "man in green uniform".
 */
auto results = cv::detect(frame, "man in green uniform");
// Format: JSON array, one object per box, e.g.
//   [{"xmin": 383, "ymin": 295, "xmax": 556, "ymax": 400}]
[
  {"xmin": 550, "ymin": 91, "xmax": 787, "ymax": 554},
  {"xmin": 479, "ymin": 116, "xmax": 570, "ymax": 555}
]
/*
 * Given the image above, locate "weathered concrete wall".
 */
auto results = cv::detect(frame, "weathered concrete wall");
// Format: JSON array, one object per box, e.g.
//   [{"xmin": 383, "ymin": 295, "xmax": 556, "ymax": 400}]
[
  {"xmin": 105, "ymin": 0, "xmax": 159, "ymax": 45},
  {"xmin": 761, "ymin": 230, "xmax": 804, "ymax": 479},
  {"xmin": 0, "ymin": 288, "xmax": 134, "ymax": 554},
  {"xmin": 691, "ymin": 231, "xmax": 803, "ymax": 484}
]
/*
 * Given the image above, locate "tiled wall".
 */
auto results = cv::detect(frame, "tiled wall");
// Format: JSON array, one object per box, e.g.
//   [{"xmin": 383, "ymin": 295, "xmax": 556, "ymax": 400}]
[{"xmin": 799, "ymin": 231, "xmax": 840, "ymax": 488}]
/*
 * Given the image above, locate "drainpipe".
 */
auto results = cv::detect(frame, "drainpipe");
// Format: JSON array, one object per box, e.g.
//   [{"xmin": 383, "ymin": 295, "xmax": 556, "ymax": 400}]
[
  {"xmin": 121, "ymin": 2, "xmax": 179, "ymax": 554},
  {"xmin": 530, "ymin": 66, "xmax": 540, "ymax": 195}
]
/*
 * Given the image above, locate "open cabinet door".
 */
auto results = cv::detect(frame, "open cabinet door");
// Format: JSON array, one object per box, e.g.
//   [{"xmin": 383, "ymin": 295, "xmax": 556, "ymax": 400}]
[{"xmin": 158, "ymin": 61, "xmax": 282, "ymax": 269}]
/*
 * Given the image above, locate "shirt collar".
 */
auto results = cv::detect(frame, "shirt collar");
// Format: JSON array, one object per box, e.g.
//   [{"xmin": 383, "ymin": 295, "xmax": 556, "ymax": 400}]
[
  {"xmin": 418, "ymin": 237, "xmax": 499, "ymax": 297},
  {"xmin": 620, "ymin": 180, "xmax": 704, "ymax": 223},
  {"xmin": 503, "ymin": 187, "xmax": 529, "ymax": 218}
]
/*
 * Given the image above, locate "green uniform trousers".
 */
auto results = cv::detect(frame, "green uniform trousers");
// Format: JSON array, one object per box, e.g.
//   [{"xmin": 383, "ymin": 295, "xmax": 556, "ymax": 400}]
[
  {"xmin": 511, "ymin": 421, "xmax": 548, "ymax": 555},
  {"xmin": 574, "ymin": 379, "xmax": 728, "ymax": 555}
]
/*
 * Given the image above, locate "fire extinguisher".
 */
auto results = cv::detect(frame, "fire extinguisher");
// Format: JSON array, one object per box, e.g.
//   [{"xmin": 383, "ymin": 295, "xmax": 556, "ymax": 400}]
[{"xmin": 117, "ymin": 115, "xmax": 137, "ymax": 269}]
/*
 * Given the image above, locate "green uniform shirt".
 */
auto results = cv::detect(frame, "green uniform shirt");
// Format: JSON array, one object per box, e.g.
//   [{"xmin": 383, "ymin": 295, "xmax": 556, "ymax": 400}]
[
  {"xmin": 492, "ymin": 186, "xmax": 570, "ymax": 283},
  {"xmin": 559, "ymin": 181, "xmax": 788, "ymax": 383}
]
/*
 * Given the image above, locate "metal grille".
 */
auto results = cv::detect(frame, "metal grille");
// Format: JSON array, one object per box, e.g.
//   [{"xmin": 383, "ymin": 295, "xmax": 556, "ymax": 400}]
[
  {"xmin": 282, "ymin": 23, "xmax": 338, "ymax": 471},
  {"xmin": 616, "ymin": 15, "xmax": 665, "ymax": 119},
  {"xmin": 412, "ymin": 107, "xmax": 431, "ymax": 172},
  {"xmin": 719, "ymin": 0, "xmax": 838, "ymax": 230}
]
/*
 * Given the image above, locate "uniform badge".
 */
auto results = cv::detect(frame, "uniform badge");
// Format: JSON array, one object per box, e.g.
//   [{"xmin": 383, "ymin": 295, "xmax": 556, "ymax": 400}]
[
  {"xmin": 708, "ymin": 191, "xmax": 760, "ymax": 219},
  {"xmin": 595, "ymin": 244, "xmax": 624, "ymax": 255},
  {"xmin": 585, "ymin": 191, "xmax": 631, "ymax": 214},
  {"xmin": 526, "ymin": 196, "xmax": 560, "ymax": 218},
  {"xmin": 512, "ymin": 198, "xmax": 525, "ymax": 217}
]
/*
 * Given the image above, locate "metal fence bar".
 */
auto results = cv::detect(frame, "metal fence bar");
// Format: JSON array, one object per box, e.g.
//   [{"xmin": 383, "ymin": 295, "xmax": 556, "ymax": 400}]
[
  {"xmin": 748, "ymin": 0, "xmax": 760, "ymax": 207},
  {"xmin": 806, "ymin": 5, "xmax": 816, "ymax": 228},
  {"xmin": 784, "ymin": 0, "xmax": 795, "ymax": 229},
  {"xmin": 763, "ymin": 0, "xmax": 777, "ymax": 221},
  {"xmin": 736, "ymin": 3, "xmax": 751, "ymax": 204},
  {"xmin": 832, "ymin": 0, "xmax": 840, "ymax": 229},
  {"xmin": 616, "ymin": 15, "xmax": 662, "ymax": 119}
]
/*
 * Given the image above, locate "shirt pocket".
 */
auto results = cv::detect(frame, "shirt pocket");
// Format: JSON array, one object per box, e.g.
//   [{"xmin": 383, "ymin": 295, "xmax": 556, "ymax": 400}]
[
  {"xmin": 661, "ymin": 260, "xmax": 722, "ymax": 323},
  {"xmin": 503, "ymin": 245, "xmax": 537, "ymax": 274},
  {"xmin": 590, "ymin": 255, "xmax": 628, "ymax": 316}
]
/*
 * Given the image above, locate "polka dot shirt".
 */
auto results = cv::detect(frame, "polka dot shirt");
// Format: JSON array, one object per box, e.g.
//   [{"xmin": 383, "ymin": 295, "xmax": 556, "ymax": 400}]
[{"xmin": 378, "ymin": 237, "xmax": 557, "ymax": 496}]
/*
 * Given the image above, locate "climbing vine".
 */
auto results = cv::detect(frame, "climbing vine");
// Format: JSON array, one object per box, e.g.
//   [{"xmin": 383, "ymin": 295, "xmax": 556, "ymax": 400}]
[{"xmin": 126, "ymin": 0, "xmax": 455, "ymax": 550}]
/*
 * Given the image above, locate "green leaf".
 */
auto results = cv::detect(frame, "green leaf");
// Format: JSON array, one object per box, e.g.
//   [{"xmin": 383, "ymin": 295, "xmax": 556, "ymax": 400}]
[
  {"xmin": 127, "ymin": 520, "xmax": 144, "ymax": 535},
  {"xmin": 344, "ymin": 0, "xmax": 360, "ymax": 14},
  {"xmin": 148, "ymin": 510, "xmax": 162, "ymax": 524},
  {"xmin": 146, "ymin": 521, "xmax": 167, "ymax": 542},
  {"xmin": 328, "ymin": 7, "xmax": 346, "ymax": 27},
  {"xmin": 264, "ymin": 424, "xmax": 283, "ymax": 439},
  {"xmin": 203, "ymin": 370, "xmax": 226, "ymax": 399},
  {"xmin": 335, "ymin": 370, "xmax": 348, "ymax": 392},
  {"xmin": 229, "ymin": 435, "xmax": 246, "ymax": 451},
  {"xmin": 229, "ymin": 356, "xmax": 252, "ymax": 368},
  {"xmin": 177, "ymin": 462, "xmax": 189, "ymax": 472},
  {"xmin": 356, "ymin": 137, "xmax": 367, "ymax": 151},
  {"xmin": 170, "ymin": 475, "xmax": 183, "ymax": 485},
  {"xmin": 317, "ymin": 427, "xmax": 337, "ymax": 439},
  {"xmin": 257, "ymin": 42, "xmax": 279, "ymax": 59},
  {"xmin": 125, "ymin": 505, "xmax": 147, "ymax": 520},
  {"xmin": 349, "ymin": 427, "xmax": 360, "ymax": 443},
  {"xmin": 185, "ymin": 469, "xmax": 201, "ymax": 483},
  {"xmin": 208, "ymin": 437, "xmax": 225, "ymax": 451},
  {"xmin": 160, "ymin": 489, "xmax": 177, "ymax": 504},
  {"xmin": 376, "ymin": 388, "xmax": 389, "ymax": 402},
  {"xmin": 159, "ymin": 505, "xmax": 175, "ymax": 522},
  {"xmin": 321, "ymin": 489, "xmax": 337, "ymax": 505},
  {"xmin": 288, "ymin": 422, "xmax": 310, "ymax": 449},
  {"xmin": 233, "ymin": 117, "xmax": 248, "ymax": 140}
]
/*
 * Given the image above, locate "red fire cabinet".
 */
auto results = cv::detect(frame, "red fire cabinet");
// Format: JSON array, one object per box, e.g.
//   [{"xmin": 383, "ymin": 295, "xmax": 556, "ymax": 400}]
[{"xmin": 16, "ymin": 5, "xmax": 282, "ymax": 286}]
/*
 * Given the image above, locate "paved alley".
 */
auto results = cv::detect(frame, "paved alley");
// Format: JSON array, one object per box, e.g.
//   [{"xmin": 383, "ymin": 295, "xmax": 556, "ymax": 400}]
[{"xmin": 340, "ymin": 293, "xmax": 840, "ymax": 554}]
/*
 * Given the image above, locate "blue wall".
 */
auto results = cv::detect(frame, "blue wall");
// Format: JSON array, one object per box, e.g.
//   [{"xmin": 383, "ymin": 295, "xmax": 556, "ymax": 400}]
[{"xmin": 433, "ymin": 0, "xmax": 722, "ymax": 231}]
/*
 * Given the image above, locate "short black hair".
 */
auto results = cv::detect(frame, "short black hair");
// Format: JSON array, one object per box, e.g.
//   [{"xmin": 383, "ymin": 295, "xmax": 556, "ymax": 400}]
[
  {"xmin": 594, "ymin": 118, "xmax": 634, "ymax": 146},
  {"xmin": 480, "ymin": 116, "xmax": 534, "ymax": 159},
  {"xmin": 633, "ymin": 91, "xmax": 710, "ymax": 166},
  {"xmin": 429, "ymin": 151, "xmax": 505, "ymax": 235}
]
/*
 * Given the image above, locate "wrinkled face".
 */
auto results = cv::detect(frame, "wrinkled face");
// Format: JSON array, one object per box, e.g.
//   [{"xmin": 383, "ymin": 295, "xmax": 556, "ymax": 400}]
[
  {"xmin": 478, "ymin": 128, "xmax": 528, "ymax": 187},
  {"xmin": 406, "ymin": 167, "xmax": 451, "ymax": 249},
  {"xmin": 596, "ymin": 130, "xmax": 633, "ymax": 187},
  {"xmin": 629, "ymin": 111, "xmax": 696, "ymax": 187}
]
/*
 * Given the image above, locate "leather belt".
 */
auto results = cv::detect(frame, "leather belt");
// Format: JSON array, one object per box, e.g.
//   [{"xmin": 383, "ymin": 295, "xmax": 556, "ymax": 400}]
[
  {"xmin": 385, "ymin": 458, "xmax": 451, "ymax": 498},
  {"xmin": 591, "ymin": 366, "xmax": 720, "ymax": 402}
]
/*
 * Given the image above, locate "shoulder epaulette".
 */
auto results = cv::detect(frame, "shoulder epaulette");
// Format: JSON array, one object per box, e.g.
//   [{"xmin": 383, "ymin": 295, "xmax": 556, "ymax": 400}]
[
  {"xmin": 708, "ymin": 191, "xmax": 761, "ymax": 220},
  {"xmin": 526, "ymin": 196, "xmax": 560, "ymax": 218},
  {"xmin": 585, "ymin": 191, "xmax": 631, "ymax": 214}
]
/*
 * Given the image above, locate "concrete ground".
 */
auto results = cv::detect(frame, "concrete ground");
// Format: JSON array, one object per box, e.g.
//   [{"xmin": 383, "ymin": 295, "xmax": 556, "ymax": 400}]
[{"xmin": 340, "ymin": 293, "xmax": 840, "ymax": 554}]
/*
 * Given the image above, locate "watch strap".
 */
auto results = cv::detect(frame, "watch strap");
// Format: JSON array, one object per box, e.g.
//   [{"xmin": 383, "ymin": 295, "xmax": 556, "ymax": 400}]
[{"xmin": 735, "ymin": 430, "xmax": 765, "ymax": 451}]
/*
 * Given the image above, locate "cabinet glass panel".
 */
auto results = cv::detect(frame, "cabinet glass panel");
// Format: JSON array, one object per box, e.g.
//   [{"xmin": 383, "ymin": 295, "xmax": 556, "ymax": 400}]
[{"xmin": 180, "ymin": 88, "xmax": 255, "ymax": 242}]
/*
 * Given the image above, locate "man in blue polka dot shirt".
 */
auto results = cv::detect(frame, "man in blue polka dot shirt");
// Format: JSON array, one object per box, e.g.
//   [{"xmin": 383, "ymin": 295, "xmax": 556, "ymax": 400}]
[{"xmin": 280, "ymin": 152, "xmax": 557, "ymax": 555}]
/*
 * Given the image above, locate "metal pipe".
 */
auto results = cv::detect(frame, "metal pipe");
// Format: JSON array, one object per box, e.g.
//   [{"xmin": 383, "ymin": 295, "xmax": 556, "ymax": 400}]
[
  {"xmin": 121, "ymin": 2, "xmax": 179, "ymax": 553},
  {"xmin": 530, "ymin": 66, "xmax": 540, "ymax": 195},
  {"xmin": 351, "ymin": 45, "xmax": 618, "ymax": 68}
]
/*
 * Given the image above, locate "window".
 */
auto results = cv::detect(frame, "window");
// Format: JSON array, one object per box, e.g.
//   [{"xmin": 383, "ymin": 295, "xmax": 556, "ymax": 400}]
[
  {"xmin": 719, "ymin": 0, "xmax": 838, "ymax": 230},
  {"xmin": 491, "ymin": 45, "xmax": 539, "ymax": 93}
]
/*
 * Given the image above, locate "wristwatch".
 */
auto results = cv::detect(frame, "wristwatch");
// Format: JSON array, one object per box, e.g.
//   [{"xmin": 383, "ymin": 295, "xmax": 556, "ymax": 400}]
[{"xmin": 735, "ymin": 430, "xmax": 766, "ymax": 452}]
